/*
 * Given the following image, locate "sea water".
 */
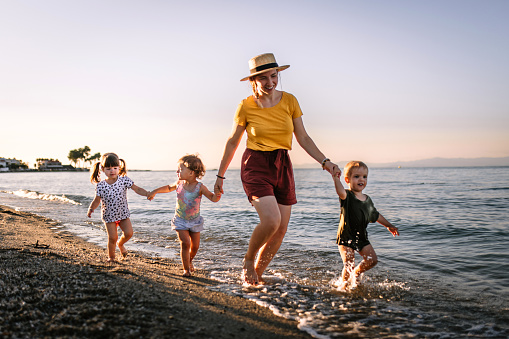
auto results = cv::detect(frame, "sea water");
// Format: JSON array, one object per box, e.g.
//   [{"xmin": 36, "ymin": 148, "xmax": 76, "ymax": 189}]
[{"xmin": 1, "ymin": 167, "xmax": 508, "ymax": 338}]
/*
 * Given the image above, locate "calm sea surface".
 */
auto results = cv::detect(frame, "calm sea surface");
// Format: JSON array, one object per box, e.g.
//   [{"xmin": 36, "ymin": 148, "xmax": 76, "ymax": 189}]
[{"xmin": 1, "ymin": 167, "xmax": 508, "ymax": 338}]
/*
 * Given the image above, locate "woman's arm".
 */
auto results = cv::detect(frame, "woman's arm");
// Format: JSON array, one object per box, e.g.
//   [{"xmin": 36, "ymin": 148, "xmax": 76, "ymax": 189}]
[
  {"xmin": 293, "ymin": 116, "xmax": 338, "ymax": 174},
  {"xmin": 214, "ymin": 123, "xmax": 246, "ymax": 194},
  {"xmin": 87, "ymin": 196, "xmax": 101, "ymax": 217}
]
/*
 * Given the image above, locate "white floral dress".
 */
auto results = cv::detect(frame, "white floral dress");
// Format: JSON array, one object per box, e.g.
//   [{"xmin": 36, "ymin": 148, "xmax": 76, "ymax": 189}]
[{"xmin": 96, "ymin": 176, "xmax": 134, "ymax": 223}]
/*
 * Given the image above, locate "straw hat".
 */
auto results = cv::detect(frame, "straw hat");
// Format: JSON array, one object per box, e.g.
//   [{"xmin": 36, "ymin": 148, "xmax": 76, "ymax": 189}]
[{"xmin": 240, "ymin": 53, "xmax": 290, "ymax": 81}]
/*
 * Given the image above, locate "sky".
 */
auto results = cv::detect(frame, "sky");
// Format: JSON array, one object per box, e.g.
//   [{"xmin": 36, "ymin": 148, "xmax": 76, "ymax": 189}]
[{"xmin": 1, "ymin": 0, "xmax": 508, "ymax": 170}]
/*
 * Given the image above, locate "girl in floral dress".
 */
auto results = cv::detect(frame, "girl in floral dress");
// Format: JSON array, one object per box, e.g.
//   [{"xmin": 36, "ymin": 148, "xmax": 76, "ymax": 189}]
[{"xmin": 87, "ymin": 153, "xmax": 150, "ymax": 262}]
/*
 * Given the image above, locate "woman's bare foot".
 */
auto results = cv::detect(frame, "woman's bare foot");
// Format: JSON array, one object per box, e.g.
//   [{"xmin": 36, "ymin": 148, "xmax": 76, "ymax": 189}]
[
  {"xmin": 189, "ymin": 262, "xmax": 195, "ymax": 273},
  {"xmin": 182, "ymin": 270, "xmax": 192, "ymax": 277},
  {"xmin": 106, "ymin": 258, "xmax": 117, "ymax": 263},
  {"xmin": 242, "ymin": 259, "xmax": 259, "ymax": 285}
]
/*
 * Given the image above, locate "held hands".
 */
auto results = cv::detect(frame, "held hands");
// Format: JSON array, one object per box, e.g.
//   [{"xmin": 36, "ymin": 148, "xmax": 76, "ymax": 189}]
[
  {"xmin": 331, "ymin": 165, "xmax": 342, "ymax": 178},
  {"xmin": 147, "ymin": 191, "xmax": 156, "ymax": 201},
  {"xmin": 213, "ymin": 191, "xmax": 222, "ymax": 201},
  {"xmin": 214, "ymin": 177, "xmax": 224, "ymax": 196},
  {"xmin": 87, "ymin": 208, "xmax": 94, "ymax": 218},
  {"xmin": 323, "ymin": 160, "xmax": 341, "ymax": 178}
]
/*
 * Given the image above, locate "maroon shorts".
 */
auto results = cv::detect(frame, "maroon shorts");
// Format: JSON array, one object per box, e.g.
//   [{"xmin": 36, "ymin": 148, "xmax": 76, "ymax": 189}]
[{"xmin": 241, "ymin": 148, "xmax": 297, "ymax": 205}]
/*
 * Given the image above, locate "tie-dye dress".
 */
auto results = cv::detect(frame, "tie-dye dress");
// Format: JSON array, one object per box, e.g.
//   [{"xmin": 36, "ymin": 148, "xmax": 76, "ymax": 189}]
[{"xmin": 171, "ymin": 182, "xmax": 204, "ymax": 232}]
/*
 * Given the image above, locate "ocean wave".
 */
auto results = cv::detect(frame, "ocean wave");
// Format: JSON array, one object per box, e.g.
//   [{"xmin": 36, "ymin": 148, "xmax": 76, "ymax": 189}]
[{"xmin": 1, "ymin": 189, "xmax": 82, "ymax": 205}]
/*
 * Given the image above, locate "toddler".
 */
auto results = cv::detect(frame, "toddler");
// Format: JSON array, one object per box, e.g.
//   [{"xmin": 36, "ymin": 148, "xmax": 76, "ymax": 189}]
[
  {"xmin": 332, "ymin": 161, "xmax": 399, "ymax": 289},
  {"xmin": 148, "ymin": 154, "xmax": 221, "ymax": 276}
]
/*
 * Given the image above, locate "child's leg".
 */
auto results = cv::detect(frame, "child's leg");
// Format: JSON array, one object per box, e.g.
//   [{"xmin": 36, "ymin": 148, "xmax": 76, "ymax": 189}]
[
  {"xmin": 105, "ymin": 222, "xmax": 119, "ymax": 261},
  {"xmin": 338, "ymin": 245, "xmax": 356, "ymax": 284},
  {"xmin": 117, "ymin": 218, "xmax": 133, "ymax": 256},
  {"xmin": 188, "ymin": 231, "xmax": 200, "ymax": 272},
  {"xmin": 176, "ymin": 230, "xmax": 192, "ymax": 276},
  {"xmin": 354, "ymin": 244, "xmax": 378, "ymax": 278}
]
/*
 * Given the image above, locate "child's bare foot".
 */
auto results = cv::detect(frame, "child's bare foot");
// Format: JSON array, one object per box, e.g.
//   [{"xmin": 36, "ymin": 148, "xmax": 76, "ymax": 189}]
[
  {"xmin": 349, "ymin": 274, "xmax": 361, "ymax": 289},
  {"xmin": 335, "ymin": 279, "xmax": 349, "ymax": 291},
  {"xmin": 182, "ymin": 270, "xmax": 192, "ymax": 277},
  {"xmin": 242, "ymin": 259, "xmax": 259, "ymax": 285},
  {"xmin": 117, "ymin": 242, "xmax": 128, "ymax": 258}
]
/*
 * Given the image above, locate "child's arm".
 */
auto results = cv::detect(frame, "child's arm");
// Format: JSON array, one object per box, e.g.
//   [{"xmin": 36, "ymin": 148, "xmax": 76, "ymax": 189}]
[
  {"xmin": 200, "ymin": 184, "xmax": 221, "ymax": 202},
  {"xmin": 377, "ymin": 213, "xmax": 400, "ymax": 237},
  {"xmin": 147, "ymin": 183, "xmax": 178, "ymax": 201},
  {"xmin": 332, "ymin": 172, "xmax": 347, "ymax": 200},
  {"xmin": 131, "ymin": 184, "xmax": 150, "ymax": 198},
  {"xmin": 87, "ymin": 196, "xmax": 101, "ymax": 217}
]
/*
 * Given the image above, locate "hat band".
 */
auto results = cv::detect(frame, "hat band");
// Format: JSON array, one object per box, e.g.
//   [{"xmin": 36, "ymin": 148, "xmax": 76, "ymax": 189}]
[{"xmin": 251, "ymin": 62, "xmax": 279, "ymax": 74}]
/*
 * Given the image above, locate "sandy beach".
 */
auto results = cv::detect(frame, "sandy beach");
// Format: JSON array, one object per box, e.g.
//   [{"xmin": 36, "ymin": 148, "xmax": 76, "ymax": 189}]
[{"xmin": 0, "ymin": 205, "xmax": 309, "ymax": 338}]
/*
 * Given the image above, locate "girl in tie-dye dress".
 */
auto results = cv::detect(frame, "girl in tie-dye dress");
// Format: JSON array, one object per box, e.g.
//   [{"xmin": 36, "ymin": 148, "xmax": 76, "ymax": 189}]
[{"xmin": 148, "ymin": 154, "xmax": 221, "ymax": 276}]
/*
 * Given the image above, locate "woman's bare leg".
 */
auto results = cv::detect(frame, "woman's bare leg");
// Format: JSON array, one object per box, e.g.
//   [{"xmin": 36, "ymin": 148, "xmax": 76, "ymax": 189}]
[
  {"xmin": 254, "ymin": 204, "xmax": 291, "ymax": 281},
  {"xmin": 243, "ymin": 196, "xmax": 281, "ymax": 285}
]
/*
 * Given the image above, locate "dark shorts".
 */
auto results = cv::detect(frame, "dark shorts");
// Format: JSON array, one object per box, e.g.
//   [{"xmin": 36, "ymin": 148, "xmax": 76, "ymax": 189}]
[
  {"xmin": 241, "ymin": 148, "xmax": 297, "ymax": 205},
  {"xmin": 337, "ymin": 238, "xmax": 371, "ymax": 252}
]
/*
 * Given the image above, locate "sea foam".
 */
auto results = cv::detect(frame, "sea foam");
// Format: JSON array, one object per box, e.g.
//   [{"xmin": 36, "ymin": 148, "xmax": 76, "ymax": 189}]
[{"xmin": 2, "ymin": 189, "xmax": 82, "ymax": 205}]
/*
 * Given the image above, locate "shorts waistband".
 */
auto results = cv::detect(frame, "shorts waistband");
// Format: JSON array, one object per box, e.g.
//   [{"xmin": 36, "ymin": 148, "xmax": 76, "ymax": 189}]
[
  {"xmin": 245, "ymin": 148, "xmax": 290, "ymax": 171},
  {"xmin": 246, "ymin": 148, "xmax": 288, "ymax": 158}
]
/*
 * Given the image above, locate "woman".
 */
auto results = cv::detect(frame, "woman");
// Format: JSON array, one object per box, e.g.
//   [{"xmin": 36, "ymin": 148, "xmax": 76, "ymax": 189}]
[{"xmin": 214, "ymin": 53, "xmax": 338, "ymax": 285}]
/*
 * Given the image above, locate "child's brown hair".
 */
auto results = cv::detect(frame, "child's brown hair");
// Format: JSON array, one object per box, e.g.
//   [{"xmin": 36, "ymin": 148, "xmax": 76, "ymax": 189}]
[
  {"xmin": 90, "ymin": 152, "xmax": 127, "ymax": 183},
  {"xmin": 179, "ymin": 154, "xmax": 205, "ymax": 179},
  {"xmin": 344, "ymin": 161, "xmax": 369, "ymax": 180}
]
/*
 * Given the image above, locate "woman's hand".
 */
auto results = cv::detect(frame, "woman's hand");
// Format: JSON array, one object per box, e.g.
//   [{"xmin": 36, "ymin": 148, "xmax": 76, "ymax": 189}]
[
  {"xmin": 331, "ymin": 164, "xmax": 342, "ymax": 178},
  {"xmin": 214, "ymin": 178, "xmax": 224, "ymax": 195},
  {"xmin": 324, "ymin": 161, "xmax": 340, "ymax": 177}
]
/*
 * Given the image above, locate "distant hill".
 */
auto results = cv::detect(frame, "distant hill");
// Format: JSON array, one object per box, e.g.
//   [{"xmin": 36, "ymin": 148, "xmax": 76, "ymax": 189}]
[
  {"xmin": 294, "ymin": 156, "xmax": 509, "ymax": 169},
  {"xmin": 371, "ymin": 156, "xmax": 509, "ymax": 168}
]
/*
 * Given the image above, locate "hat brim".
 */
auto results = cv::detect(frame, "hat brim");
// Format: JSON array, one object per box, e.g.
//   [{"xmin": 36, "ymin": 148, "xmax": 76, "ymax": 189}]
[{"xmin": 240, "ymin": 65, "xmax": 290, "ymax": 81}]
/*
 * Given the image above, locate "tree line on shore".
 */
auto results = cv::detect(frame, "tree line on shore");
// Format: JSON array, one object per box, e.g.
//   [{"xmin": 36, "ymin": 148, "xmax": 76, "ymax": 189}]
[
  {"xmin": 67, "ymin": 146, "xmax": 100, "ymax": 168},
  {"xmin": 2, "ymin": 146, "xmax": 101, "ymax": 171}
]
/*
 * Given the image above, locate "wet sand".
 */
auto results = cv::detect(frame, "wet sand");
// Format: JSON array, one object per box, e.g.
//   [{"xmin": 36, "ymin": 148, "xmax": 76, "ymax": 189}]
[{"xmin": 0, "ymin": 205, "xmax": 309, "ymax": 338}]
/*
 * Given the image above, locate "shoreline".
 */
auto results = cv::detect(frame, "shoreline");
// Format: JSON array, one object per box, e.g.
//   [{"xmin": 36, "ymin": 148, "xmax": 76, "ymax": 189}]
[{"xmin": 0, "ymin": 205, "xmax": 309, "ymax": 338}]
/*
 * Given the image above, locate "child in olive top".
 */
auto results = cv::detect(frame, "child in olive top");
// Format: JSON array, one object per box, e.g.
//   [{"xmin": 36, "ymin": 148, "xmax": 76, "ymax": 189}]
[{"xmin": 331, "ymin": 161, "xmax": 399, "ymax": 290}]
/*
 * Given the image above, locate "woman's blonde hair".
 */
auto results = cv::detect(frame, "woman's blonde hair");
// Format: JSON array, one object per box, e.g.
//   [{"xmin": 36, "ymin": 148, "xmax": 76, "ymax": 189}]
[
  {"xmin": 344, "ymin": 161, "xmax": 368, "ymax": 179},
  {"xmin": 179, "ymin": 154, "xmax": 205, "ymax": 179},
  {"xmin": 90, "ymin": 152, "xmax": 127, "ymax": 183}
]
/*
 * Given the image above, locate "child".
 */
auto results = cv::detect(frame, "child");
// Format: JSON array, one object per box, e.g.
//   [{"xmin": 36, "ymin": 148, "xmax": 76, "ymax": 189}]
[
  {"xmin": 147, "ymin": 154, "xmax": 221, "ymax": 277},
  {"xmin": 331, "ymin": 161, "xmax": 399, "ymax": 290},
  {"xmin": 87, "ymin": 153, "xmax": 150, "ymax": 262}
]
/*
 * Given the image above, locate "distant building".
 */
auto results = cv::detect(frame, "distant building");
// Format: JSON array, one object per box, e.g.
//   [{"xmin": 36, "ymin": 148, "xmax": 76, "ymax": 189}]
[
  {"xmin": 0, "ymin": 158, "xmax": 7, "ymax": 171},
  {"xmin": 0, "ymin": 157, "xmax": 23, "ymax": 171},
  {"xmin": 37, "ymin": 159, "xmax": 63, "ymax": 170}
]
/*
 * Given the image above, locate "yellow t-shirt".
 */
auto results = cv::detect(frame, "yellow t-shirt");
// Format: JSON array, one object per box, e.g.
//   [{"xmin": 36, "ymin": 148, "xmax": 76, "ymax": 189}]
[{"xmin": 234, "ymin": 92, "xmax": 303, "ymax": 151}]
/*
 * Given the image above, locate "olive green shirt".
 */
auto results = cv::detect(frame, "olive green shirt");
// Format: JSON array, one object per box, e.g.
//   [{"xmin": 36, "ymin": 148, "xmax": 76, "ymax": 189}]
[{"xmin": 336, "ymin": 190, "xmax": 379, "ymax": 251}]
